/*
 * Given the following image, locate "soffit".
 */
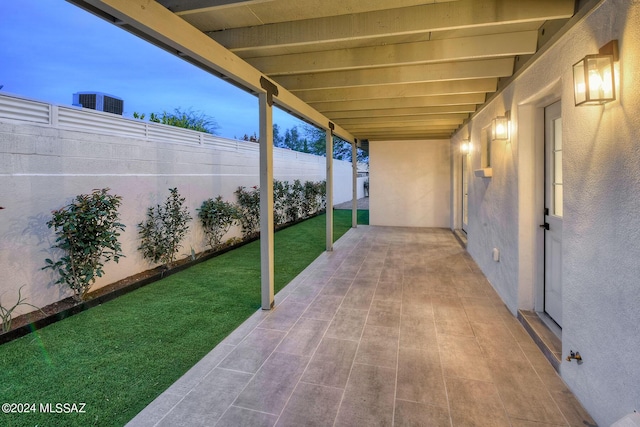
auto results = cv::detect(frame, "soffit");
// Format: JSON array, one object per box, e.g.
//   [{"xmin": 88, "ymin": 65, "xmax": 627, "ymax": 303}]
[
  {"xmin": 176, "ymin": 0, "xmax": 575, "ymax": 142},
  {"xmin": 81, "ymin": 0, "xmax": 577, "ymax": 143}
]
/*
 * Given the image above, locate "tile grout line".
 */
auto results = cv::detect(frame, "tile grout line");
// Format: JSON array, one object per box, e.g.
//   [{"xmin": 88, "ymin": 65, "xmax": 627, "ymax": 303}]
[
  {"xmin": 212, "ymin": 327, "xmax": 288, "ymax": 426},
  {"xmin": 391, "ymin": 242, "xmax": 403, "ymax": 427},
  {"xmin": 515, "ymin": 337, "xmax": 572, "ymax": 427},
  {"xmin": 431, "ymin": 240, "xmax": 456, "ymax": 427},
  {"xmin": 272, "ymin": 226, "xmax": 367, "ymax": 427},
  {"xmin": 150, "ymin": 310, "xmax": 274, "ymax": 426},
  {"xmin": 144, "ymin": 227, "xmax": 585, "ymax": 427},
  {"xmin": 332, "ymin": 233, "xmax": 379, "ymax": 427},
  {"xmin": 212, "ymin": 229, "xmax": 365, "ymax": 427}
]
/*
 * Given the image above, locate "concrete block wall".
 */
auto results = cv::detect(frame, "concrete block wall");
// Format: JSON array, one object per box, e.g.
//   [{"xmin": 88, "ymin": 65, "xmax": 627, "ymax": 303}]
[{"xmin": 0, "ymin": 120, "xmax": 357, "ymax": 316}]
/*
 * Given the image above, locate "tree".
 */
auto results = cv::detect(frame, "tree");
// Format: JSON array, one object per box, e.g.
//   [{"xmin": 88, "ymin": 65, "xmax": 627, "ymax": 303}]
[
  {"xmin": 235, "ymin": 122, "xmax": 369, "ymax": 163},
  {"xmin": 133, "ymin": 108, "xmax": 219, "ymax": 134},
  {"xmin": 283, "ymin": 126, "xmax": 307, "ymax": 152},
  {"xmin": 239, "ymin": 133, "xmax": 258, "ymax": 142},
  {"xmin": 273, "ymin": 123, "xmax": 285, "ymax": 147},
  {"xmin": 302, "ymin": 124, "xmax": 325, "ymax": 156},
  {"xmin": 302, "ymin": 124, "xmax": 369, "ymax": 163}
]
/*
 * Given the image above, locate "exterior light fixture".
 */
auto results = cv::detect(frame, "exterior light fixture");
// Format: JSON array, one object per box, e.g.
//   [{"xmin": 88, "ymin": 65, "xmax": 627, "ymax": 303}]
[
  {"xmin": 573, "ymin": 40, "xmax": 618, "ymax": 106},
  {"xmin": 491, "ymin": 111, "xmax": 510, "ymax": 141},
  {"xmin": 460, "ymin": 140, "xmax": 471, "ymax": 153}
]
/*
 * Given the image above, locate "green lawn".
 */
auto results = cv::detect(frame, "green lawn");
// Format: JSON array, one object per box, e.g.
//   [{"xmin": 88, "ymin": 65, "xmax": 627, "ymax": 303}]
[{"xmin": 0, "ymin": 209, "xmax": 368, "ymax": 427}]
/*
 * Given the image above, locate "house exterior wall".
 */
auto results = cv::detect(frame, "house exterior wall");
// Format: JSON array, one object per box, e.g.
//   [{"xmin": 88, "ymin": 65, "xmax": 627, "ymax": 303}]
[
  {"xmin": 0, "ymin": 119, "xmax": 356, "ymax": 316},
  {"xmin": 451, "ymin": 0, "xmax": 640, "ymax": 424},
  {"xmin": 369, "ymin": 139, "xmax": 450, "ymax": 227}
]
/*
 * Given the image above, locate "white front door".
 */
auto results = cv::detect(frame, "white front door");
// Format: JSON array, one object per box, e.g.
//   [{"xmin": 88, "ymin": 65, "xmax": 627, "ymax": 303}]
[{"xmin": 543, "ymin": 101, "xmax": 563, "ymax": 327}]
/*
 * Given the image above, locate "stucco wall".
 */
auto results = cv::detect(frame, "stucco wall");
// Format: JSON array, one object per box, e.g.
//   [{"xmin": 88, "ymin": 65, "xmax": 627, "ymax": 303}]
[
  {"xmin": 369, "ymin": 139, "xmax": 450, "ymax": 227},
  {"xmin": 0, "ymin": 120, "xmax": 356, "ymax": 316},
  {"xmin": 450, "ymin": 0, "xmax": 640, "ymax": 424}
]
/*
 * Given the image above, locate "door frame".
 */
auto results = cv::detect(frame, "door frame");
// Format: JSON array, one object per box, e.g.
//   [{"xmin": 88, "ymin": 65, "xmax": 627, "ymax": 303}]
[
  {"xmin": 515, "ymin": 78, "xmax": 562, "ymax": 321},
  {"xmin": 532, "ymin": 98, "xmax": 560, "ymax": 317}
]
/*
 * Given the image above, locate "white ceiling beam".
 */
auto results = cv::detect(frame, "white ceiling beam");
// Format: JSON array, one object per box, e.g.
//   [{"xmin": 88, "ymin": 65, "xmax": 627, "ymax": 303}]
[
  {"xmin": 328, "ymin": 104, "xmax": 478, "ymax": 119},
  {"xmin": 337, "ymin": 113, "xmax": 469, "ymax": 126},
  {"xmin": 364, "ymin": 129, "xmax": 456, "ymax": 136},
  {"xmin": 179, "ymin": 0, "xmax": 462, "ymax": 33},
  {"xmin": 355, "ymin": 132, "xmax": 455, "ymax": 140},
  {"xmin": 356, "ymin": 126, "xmax": 458, "ymax": 133},
  {"xmin": 361, "ymin": 123, "xmax": 460, "ymax": 130},
  {"xmin": 209, "ymin": 0, "xmax": 574, "ymax": 51},
  {"xmin": 74, "ymin": 0, "xmax": 354, "ymax": 142},
  {"xmin": 294, "ymin": 79, "xmax": 496, "ymax": 103},
  {"xmin": 312, "ymin": 93, "xmax": 486, "ymax": 112},
  {"xmin": 274, "ymin": 58, "xmax": 514, "ymax": 91},
  {"xmin": 363, "ymin": 133, "xmax": 455, "ymax": 140},
  {"xmin": 247, "ymin": 31, "xmax": 537, "ymax": 76},
  {"xmin": 362, "ymin": 126, "xmax": 458, "ymax": 133},
  {"xmin": 343, "ymin": 124, "xmax": 462, "ymax": 135},
  {"xmin": 157, "ymin": 0, "xmax": 269, "ymax": 14},
  {"xmin": 344, "ymin": 119, "xmax": 465, "ymax": 131}
]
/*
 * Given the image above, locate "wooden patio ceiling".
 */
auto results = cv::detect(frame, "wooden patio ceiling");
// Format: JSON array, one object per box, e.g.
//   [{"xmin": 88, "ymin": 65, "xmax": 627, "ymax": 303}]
[{"xmin": 70, "ymin": 0, "xmax": 576, "ymax": 144}]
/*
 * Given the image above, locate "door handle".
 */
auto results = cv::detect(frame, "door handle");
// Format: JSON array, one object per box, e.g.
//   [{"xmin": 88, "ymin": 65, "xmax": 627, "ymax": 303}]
[{"xmin": 539, "ymin": 223, "xmax": 549, "ymax": 230}]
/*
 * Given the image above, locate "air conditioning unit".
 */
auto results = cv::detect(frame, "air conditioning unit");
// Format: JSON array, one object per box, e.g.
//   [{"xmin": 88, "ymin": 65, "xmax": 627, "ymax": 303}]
[{"xmin": 72, "ymin": 92, "xmax": 123, "ymax": 115}]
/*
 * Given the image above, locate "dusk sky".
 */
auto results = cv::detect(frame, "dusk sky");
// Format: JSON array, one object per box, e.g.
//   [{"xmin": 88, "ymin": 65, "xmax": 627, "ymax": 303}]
[{"xmin": 0, "ymin": 0, "xmax": 305, "ymax": 139}]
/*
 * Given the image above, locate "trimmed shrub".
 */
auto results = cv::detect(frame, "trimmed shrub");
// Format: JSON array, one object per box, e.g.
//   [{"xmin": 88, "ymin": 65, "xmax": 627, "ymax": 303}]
[
  {"xmin": 234, "ymin": 186, "xmax": 260, "ymax": 238},
  {"xmin": 43, "ymin": 188, "xmax": 125, "ymax": 301},
  {"xmin": 138, "ymin": 188, "xmax": 192, "ymax": 267},
  {"xmin": 273, "ymin": 179, "xmax": 290, "ymax": 226},
  {"xmin": 234, "ymin": 179, "xmax": 326, "ymax": 237},
  {"xmin": 302, "ymin": 180, "xmax": 326, "ymax": 217},
  {"xmin": 286, "ymin": 179, "xmax": 304, "ymax": 223},
  {"xmin": 197, "ymin": 196, "xmax": 239, "ymax": 250}
]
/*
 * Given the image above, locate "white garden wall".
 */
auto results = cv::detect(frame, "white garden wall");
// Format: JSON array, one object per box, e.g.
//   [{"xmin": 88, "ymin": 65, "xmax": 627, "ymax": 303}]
[
  {"xmin": 0, "ymin": 96, "xmax": 357, "ymax": 317},
  {"xmin": 369, "ymin": 139, "xmax": 450, "ymax": 227},
  {"xmin": 450, "ymin": 0, "xmax": 640, "ymax": 424}
]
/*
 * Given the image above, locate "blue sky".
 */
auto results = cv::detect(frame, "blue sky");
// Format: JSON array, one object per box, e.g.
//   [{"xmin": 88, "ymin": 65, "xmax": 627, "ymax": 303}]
[{"xmin": 0, "ymin": 0, "xmax": 304, "ymax": 139}]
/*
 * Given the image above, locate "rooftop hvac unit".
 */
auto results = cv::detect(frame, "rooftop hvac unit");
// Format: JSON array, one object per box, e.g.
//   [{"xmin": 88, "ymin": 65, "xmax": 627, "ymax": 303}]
[{"xmin": 72, "ymin": 92, "xmax": 123, "ymax": 115}]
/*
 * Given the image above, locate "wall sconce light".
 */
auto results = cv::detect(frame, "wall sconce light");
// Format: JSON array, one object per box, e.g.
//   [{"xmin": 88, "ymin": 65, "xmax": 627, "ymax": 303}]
[
  {"xmin": 573, "ymin": 40, "xmax": 618, "ymax": 106},
  {"xmin": 460, "ymin": 140, "xmax": 472, "ymax": 153},
  {"xmin": 491, "ymin": 110, "xmax": 510, "ymax": 141}
]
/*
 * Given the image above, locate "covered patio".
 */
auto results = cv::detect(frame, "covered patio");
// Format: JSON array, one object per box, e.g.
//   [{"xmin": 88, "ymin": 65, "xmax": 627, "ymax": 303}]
[
  {"xmin": 65, "ymin": 0, "xmax": 579, "ymax": 310},
  {"xmin": 126, "ymin": 225, "xmax": 593, "ymax": 427},
  {"xmin": 55, "ymin": 0, "xmax": 637, "ymax": 424}
]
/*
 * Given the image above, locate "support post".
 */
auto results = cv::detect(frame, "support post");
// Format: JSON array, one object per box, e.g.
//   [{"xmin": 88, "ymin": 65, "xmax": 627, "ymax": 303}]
[
  {"xmin": 326, "ymin": 126, "xmax": 334, "ymax": 251},
  {"xmin": 352, "ymin": 140, "xmax": 358, "ymax": 228},
  {"xmin": 259, "ymin": 91, "xmax": 274, "ymax": 310}
]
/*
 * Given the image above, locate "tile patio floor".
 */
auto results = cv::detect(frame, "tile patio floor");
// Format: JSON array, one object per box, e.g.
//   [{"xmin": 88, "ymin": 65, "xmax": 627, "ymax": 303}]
[{"xmin": 126, "ymin": 226, "xmax": 595, "ymax": 427}]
